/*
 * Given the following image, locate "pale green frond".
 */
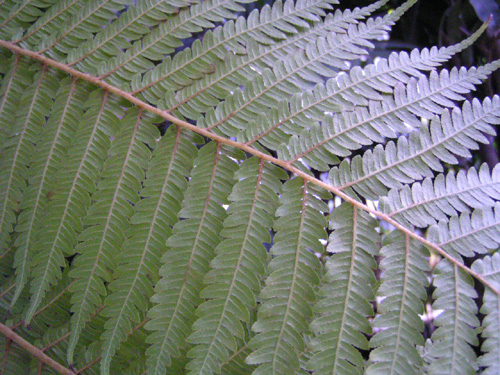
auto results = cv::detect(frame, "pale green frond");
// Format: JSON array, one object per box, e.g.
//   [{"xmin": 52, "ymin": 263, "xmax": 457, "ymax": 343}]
[
  {"xmin": 12, "ymin": 76, "xmax": 88, "ymax": 308},
  {"xmin": 145, "ymin": 142, "xmax": 243, "ymax": 375},
  {"xmin": 35, "ymin": 0, "xmax": 131, "ymax": 60},
  {"xmin": 427, "ymin": 204, "xmax": 500, "ymax": 258},
  {"xmin": 381, "ymin": 163, "xmax": 500, "ymax": 228},
  {"xmin": 186, "ymin": 157, "xmax": 286, "ymax": 375},
  {"xmin": 147, "ymin": 0, "xmax": 407, "ymax": 119},
  {"xmin": 67, "ymin": 108, "xmax": 161, "ymax": 364},
  {"xmin": 100, "ymin": 126, "xmax": 200, "ymax": 375},
  {"xmin": 0, "ymin": 336, "xmax": 31, "ymax": 374},
  {"xmin": 104, "ymin": 0, "xmax": 341, "ymax": 89},
  {"xmin": 24, "ymin": 89, "xmax": 121, "ymax": 323},
  {"xmin": 307, "ymin": 203, "xmax": 379, "ymax": 375},
  {"xmin": 367, "ymin": 231, "xmax": 430, "ymax": 375},
  {"xmin": 0, "ymin": 0, "xmax": 58, "ymax": 40},
  {"xmin": 471, "ymin": 253, "xmax": 500, "ymax": 375},
  {"xmin": 330, "ymin": 96, "xmax": 500, "ymax": 200},
  {"xmin": 280, "ymin": 60, "xmax": 500, "ymax": 172},
  {"xmin": 66, "ymin": 0, "xmax": 197, "ymax": 75},
  {"xmin": 15, "ymin": 0, "xmax": 83, "ymax": 50},
  {"xmin": 425, "ymin": 259, "xmax": 479, "ymax": 375},
  {"xmin": 246, "ymin": 179, "xmax": 329, "ymax": 374}
]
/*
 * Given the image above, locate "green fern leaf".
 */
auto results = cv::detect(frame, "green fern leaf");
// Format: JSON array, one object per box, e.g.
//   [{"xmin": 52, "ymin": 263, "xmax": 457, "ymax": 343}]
[
  {"xmin": 186, "ymin": 157, "xmax": 286, "ymax": 375},
  {"xmin": 145, "ymin": 142, "xmax": 243, "ymax": 374},
  {"xmin": 367, "ymin": 231, "xmax": 429, "ymax": 375},
  {"xmin": 100, "ymin": 125, "xmax": 199, "ymax": 375},
  {"xmin": 246, "ymin": 178, "xmax": 328, "ymax": 374},
  {"xmin": 307, "ymin": 203, "xmax": 379, "ymax": 375}
]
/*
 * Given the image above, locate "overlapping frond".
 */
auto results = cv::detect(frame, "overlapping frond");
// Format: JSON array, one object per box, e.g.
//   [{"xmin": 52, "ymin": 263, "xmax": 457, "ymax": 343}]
[
  {"xmin": 381, "ymin": 163, "xmax": 500, "ymax": 227},
  {"xmin": 367, "ymin": 231, "xmax": 430, "ymax": 375},
  {"xmin": 429, "ymin": 205, "xmax": 500, "ymax": 261},
  {"xmin": 280, "ymin": 59, "xmax": 500, "ymax": 171},
  {"xmin": 25, "ymin": 88, "xmax": 120, "ymax": 323},
  {"xmin": 145, "ymin": 142, "xmax": 243, "ymax": 374},
  {"xmin": 103, "ymin": 0, "xmax": 343, "ymax": 89},
  {"xmin": 425, "ymin": 260, "xmax": 479, "ymax": 374},
  {"xmin": 308, "ymin": 203, "xmax": 379, "ymax": 375},
  {"xmin": 186, "ymin": 158, "xmax": 286, "ymax": 375},
  {"xmin": 246, "ymin": 179, "xmax": 329, "ymax": 374},
  {"xmin": 330, "ymin": 96, "xmax": 500, "ymax": 200},
  {"xmin": 100, "ymin": 125, "xmax": 199, "ymax": 375}
]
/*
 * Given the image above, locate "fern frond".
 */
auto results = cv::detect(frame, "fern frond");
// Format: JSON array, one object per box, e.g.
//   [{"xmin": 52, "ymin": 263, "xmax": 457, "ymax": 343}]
[
  {"xmin": 66, "ymin": 0, "xmax": 200, "ymax": 74},
  {"xmin": 0, "ymin": 0, "xmax": 58, "ymax": 40},
  {"xmin": 472, "ymin": 253, "xmax": 500, "ymax": 375},
  {"xmin": 100, "ymin": 125, "xmax": 199, "ymax": 375},
  {"xmin": 426, "ymin": 259, "xmax": 479, "ymax": 374},
  {"xmin": 24, "ymin": 89, "xmax": 120, "ymax": 323},
  {"xmin": 186, "ymin": 157, "xmax": 286, "ymax": 375},
  {"xmin": 279, "ymin": 60, "xmax": 500, "ymax": 171},
  {"xmin": 241, "ymin": 28, "xmax": 487, "ymax": 156},
  {"xmin": 103, "ymin": 0, "xmax": 341, "ymax": 88},
  {"xmin": 0, "ymin": 54, "xmax": 35, "ymax": 251},
  {"xmin": 381, "ymin": 163, "xmax": 500, "ymax": 228},
  {"xmin": 145, "ymin": 142, "xmax": 243, "ymax": 375},
  {"xmin": 12, "ymin": 76, "xmax": 88, "ymax": 308},
  {"xmin": 307, "ymin": 203, "xmax": 379, "ymax": 375},
  {"xmin": 67, "ymin": 108, "xmax": 160, "ymax": 364},
  {"xmin": 367, "ymin": 231, "xmax": 429, "ymax": 375},
  {"xmin": 142, "ymin": 0, "xmax": 406, "ymax": 117},
  {"xmin": 13, "ymin": 0, "xmax": 82, "ymax": 48},
  {"xmin": 246, "ymin": 178, "xmax": 328, "ymax": 374},
  {"xmin": 428, "ymin": 204, "xmax": 500, "ymax": 258},
  {"xmin": 330, "ymin": 96, "xmax": 500, "ymax": 200},
  {"xmin": 0, "ymin": 67, "xmax": 60, "ymax": 306},
  {"xmin": 34, "ymin": 0, "xmax": 130, "ymax": 60}
]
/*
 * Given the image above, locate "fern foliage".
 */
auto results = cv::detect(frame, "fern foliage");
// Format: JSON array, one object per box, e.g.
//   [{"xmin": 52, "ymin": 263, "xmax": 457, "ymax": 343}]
[{"xmin": 0, "ymin": 0, "xmax": 499, "ymax": 374}]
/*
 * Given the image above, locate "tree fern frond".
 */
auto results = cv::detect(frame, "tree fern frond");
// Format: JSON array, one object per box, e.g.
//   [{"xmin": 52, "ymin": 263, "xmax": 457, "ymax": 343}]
[
  {"xmin": 100, "ymin": 125, "xmax": 199, "ymax": 375},
  {"xmin": 65, "ymin": 0, "xmax": 198, "ymax": 75},
  {"xmin": 472, "ymin": 253, "xmax": 500, "ymax": 375},
  {"xmin": 186, "ymin": 157, "xmax": 286, "ymax": 375},
  {"xmin": 67, "ymin": 108, "xmax": 161, "ymax": 364},
  {"xmin": 0, "ymin": 54, "xmax": 35, "ymax": 252},
  {"xmin": 330, "ymin": 96, "xmax": 500, "ymax": 200},
  {"xmin": 425, "ymin": 259, "xmax": 479, "ymax": 375},
  {"xmin": 367, "ymin": 231, "xmax": 429, "ymax": 375},
  {"xmin": 307, "ymin": 203, "xmax": 379, "ymax": 375},
  {"xmin": 428, "ymin": 204, "xmax": 500, "ymax": 258},
  {"xmin": 12, "ymin": 76, "xmax": 88, "ymax": 308},
  {"xmin": 0, "ymin": 0, "xmax": 58, "ymax": 40},
  {"xmin": 0, "ymin": 67, "xmax": 60, "ymax": 306},
  {"xmin": 246, "ymin": 178, "xmax": 328, "ymax": 374},
  {"xmin": 145, "ymin": 142, "xmax": 243, "ymax": 375},
  {"xmin": 240, "ymin": 27, "xmax": 488, "ymax": 158},
  {"xmin": 35, "ymin": 0, "xmax": 130, "ymax": 60},
  {"xmin": 24, "ymin": 89, "xmax": 121, "ymax": 323},
  {"xmin": 381, "ymin": 163, "xmax": 500, "ymax": 228},
  {"xmin": 279, "ymin": 60, "xmax": 500, "ymax": 172},
  {"xmin": 143, "ymin": 0, "xmax": 408, "ymax": 117},
  {"xmin": 103, "ymin": 0, "xmax": 342, "ymax": 89},
  {"xmin": 13, "ymin": 0, "xmax": 82, "ymax": 48}
]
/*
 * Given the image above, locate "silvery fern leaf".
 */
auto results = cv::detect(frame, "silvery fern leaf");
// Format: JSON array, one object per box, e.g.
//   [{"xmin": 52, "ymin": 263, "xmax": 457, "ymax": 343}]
[{"xmin": 0, "ymin": 1, "xmax": 499, "ymax": 374}]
